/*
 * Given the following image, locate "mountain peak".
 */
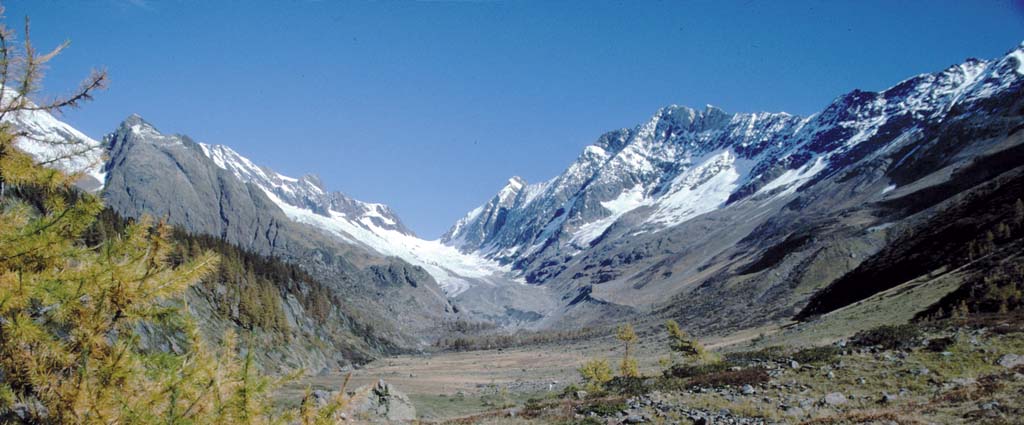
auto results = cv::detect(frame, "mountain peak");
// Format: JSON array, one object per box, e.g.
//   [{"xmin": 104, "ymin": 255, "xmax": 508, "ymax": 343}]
[
  {"xmin": 121, "ymin": 113, "xmax": 146, "ymax": 127},
  {"xmin": 119, "ymin": 113, "xmax": 161, "ymax": 136},
  {"xmin": 301, "ymin": 173, "xmax": 327, "ymax": 191},
  {"xmin": 506, "ymin": 176, "xmax": 526, "ymax": 190}
]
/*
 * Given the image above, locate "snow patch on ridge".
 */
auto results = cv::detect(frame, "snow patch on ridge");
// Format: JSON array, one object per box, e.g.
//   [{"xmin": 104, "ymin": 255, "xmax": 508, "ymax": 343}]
[
  {"xmin": 259, "ymin": 187, "xmax": 509, "ymax": 296},
  {"xmin": 648, "ymin": 149, "xmax": 752, "ymax": 227},
  {"xmin": 1, "ymin": 88, "xmax": 106, "ymax": 188},
  {"xmin": 572, "ymin": 185, "xmax": 647, "ymax": 246},
  {"xmin": 757, "ymin": 156, "xmax": 829, "ymax": 198}
]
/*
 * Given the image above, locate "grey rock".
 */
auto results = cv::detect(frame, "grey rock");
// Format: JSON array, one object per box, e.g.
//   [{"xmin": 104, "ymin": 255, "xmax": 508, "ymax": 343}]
[
  {"xmin": 624, "ymin": 414, "xmax": 645, "ymax": 423},
  {"xmin": 997, "ymin": 354, "xmax": 1024, "ymax": 368},
  {"xmin": 345, "ymin": 379, "xmax": 417, "ymax": 422},
  {"xmin": 823, "ymin": 392, "xmax": 847, "ymax": 406}
]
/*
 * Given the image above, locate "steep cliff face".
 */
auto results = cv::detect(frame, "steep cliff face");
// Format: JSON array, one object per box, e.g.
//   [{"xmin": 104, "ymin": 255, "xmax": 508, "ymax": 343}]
[{"xmin": 103, "ymin": 115, "xmax": 293, "ymax": 254}]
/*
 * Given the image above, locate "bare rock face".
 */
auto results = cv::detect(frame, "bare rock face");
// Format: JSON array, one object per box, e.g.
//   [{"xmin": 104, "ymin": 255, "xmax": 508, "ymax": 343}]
[{"xmin": 343, "ymin": 379, "xmax": 416, "ymax": 423}]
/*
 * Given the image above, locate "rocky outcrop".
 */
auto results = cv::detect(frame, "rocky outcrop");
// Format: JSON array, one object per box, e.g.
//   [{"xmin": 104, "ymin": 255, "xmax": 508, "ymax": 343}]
[
  {"xmin": 345, "ymin": 379, "xmax": 417, "ymax": 423},
  {"xmin": 305, "ymin": 379, "xmax": 416, "ymax": 423}
]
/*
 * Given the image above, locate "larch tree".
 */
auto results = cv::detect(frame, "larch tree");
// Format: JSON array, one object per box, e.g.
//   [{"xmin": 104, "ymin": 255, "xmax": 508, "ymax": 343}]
[
  {"xmin": 616, "ymin": 323, "xmax": 639, "ymax": 378},
  {"xmin": 0, "ymin": 8, "xmax": 343, "ymax": 424},
  {"xmin": 664, "ymin": 319, "xmax": 707, "ymax": 366}
]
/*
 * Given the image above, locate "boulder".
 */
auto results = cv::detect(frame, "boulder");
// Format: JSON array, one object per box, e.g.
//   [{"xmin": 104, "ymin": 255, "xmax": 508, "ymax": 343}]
[
  {"xmin": 997, "ymin": 354, "xmax": 1024, "ymax": 369},
  {"xmin": 784, "ymin": 406, "xmax": 805, "ymax": 417},
  {"xmin": 823, "ymin": 392, "xmax": 847, "ymax": 406},
  {"xmin": 344, "ymin": 379, "xmax": 417, "ymax": 423}
]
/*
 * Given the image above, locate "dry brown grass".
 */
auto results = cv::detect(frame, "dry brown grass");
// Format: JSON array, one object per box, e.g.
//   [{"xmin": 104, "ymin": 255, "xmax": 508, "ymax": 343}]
[{"xmin": 798, "ymin": 409, "xmax": 930, "ymax": 425}]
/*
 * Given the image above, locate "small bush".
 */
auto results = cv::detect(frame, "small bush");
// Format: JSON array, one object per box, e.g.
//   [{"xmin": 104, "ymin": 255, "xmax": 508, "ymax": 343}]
[
  {"xmin": 852, "ymin": 324, "xmax": 923, "ymax": 350},
  {"xmin": 724, "ymin": 346, "xmax": 787, "ymax": 364},
  {"xmin": 924, "ymin": 337, "xmax": 955, "ymax": 352},
  {"xmin": 792, "ymin": 345, "xmax": 840, "ymax": 364},
  {"xmin": 578, "ymin": 358, "xmax": 614, "ymax": 392},
  {"xmin": 664, "ymin": 361, "xmax": 733, "ymax": 379},
  {"xmin": 523, "ymin": 397, "xmax": 545, "ymax": 413},
  {"xmin": 605, "ymin": 376, "xmax": 649, "ymax": 396},
  {"xmin": 567, "ymin": 417, "xmax": 606, "ymax": 425},
  {"xmin": 578, "ymin": 399, "xmax": 627, "ymax": 417},
  {"xmin": 687, "ymin": 368, "xmax": 770, "ymax": 389},
  {"xmin": 560, "ymin": 383, "xmax": 581, "ymax": 399}
]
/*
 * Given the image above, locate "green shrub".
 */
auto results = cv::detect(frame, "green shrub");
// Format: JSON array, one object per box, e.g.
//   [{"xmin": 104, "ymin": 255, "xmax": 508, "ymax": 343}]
[
  {"xmin": 578, "ymin": 399, "xmax": 627, "ymax": 417},
  {"xmin": 664, "ymin": 361, "xmax": 733, "ymax": 379},
  {"xmin": 687, "ymin": 368, "xmax": 770, "ymax": 389},
  {"xmin": 925, "ymin": 337, "xmax": 955, "ymax": 352},
  {"xmin": 605, "ymin": 376, "xmax": 649, "ymax": 396},
  {"xmin": 724, "ymin": 346, "xmax": 787, "ymax": 364},
  {"xmin": 524, "ymin": 397, "xmax": 545, "ymax": 413},
  {"xmin": 560, "ymin": 383, "xmax": 581, "ymax": 399},
  {"xmin": 852, "ymin": 324, "xmax": 923, "ymax": 350},
  {"xmin": 792, "ymin": 345, "xmax": 840, "ymax": 364}
]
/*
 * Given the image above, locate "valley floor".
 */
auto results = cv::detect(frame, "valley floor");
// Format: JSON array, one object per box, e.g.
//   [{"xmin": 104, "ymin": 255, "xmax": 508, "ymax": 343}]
[{"xmin": 275, "ymin": 314, "xmax": 1024, "ymax": 424}]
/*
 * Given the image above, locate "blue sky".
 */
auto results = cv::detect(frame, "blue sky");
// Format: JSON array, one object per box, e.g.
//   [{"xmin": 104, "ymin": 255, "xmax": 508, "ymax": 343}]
[{"xmin": 6, "ymin": 0, "xmax": 1024, "ymax": 238}]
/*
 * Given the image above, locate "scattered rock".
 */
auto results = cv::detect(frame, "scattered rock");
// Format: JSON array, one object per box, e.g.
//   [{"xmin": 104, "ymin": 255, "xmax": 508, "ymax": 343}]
[
  {"xmin": 790, "ymin": 360, "xmax": 800, "ymax": 369},
  {"xmin": 997, "ymin": 354, "xmax": 1024, "ymax": 369},
  {"xmin": 950, "ymin": 377, "xmax": 977, "ymax": 387},
  {"xmin": 784, "ymin": 406, "xmax": 805, "ymax": 417},
  {"xmin": 741, "ymin": 385, "xmax": 756, "ymax": 395},
  {"xmin": 574, "ymin": 390, "xmax": 589, "ymax": 400},
  {"xmin": 624, "ymin": 414, "xmax": 645, "ymax": 423},
  {"xmin": 823, "ymin": 392, "xmax": 848, "ymax": 406},
  {"xmin": 880, "ymin": 393, "xmax": 897, "ymax": 404}
]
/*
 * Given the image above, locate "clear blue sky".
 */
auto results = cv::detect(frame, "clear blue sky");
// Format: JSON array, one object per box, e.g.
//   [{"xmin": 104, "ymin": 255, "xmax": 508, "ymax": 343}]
[{"xmin": 6, "ymin": 0, "xmax": 1023, "ymax": 238}]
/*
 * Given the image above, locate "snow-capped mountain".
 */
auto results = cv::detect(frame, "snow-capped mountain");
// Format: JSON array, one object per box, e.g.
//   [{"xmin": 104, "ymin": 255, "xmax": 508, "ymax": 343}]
[
  {"xmin": 194, "ymin": 137, "xmax": 511, "ymax": 297},
  {"xmin": 442, "ymin": 43, "xmax": 1024, "ymax": 282},
  {"xmin": 1, "ymin": 88, "xmax": 106, "ymax": 191}
]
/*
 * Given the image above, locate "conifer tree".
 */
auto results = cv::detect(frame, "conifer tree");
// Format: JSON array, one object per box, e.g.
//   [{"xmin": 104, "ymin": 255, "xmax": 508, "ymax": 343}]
[
  {"xmin": 0, "ymin": 9, "xmax": 344, "ymax": 423},
  {"xmin": 616, "ymin": 323, "xmax": 639, "ymax": 378},
  {"xmin": 664, "ymin": 319, "xmax": 707, "ymax": 365}
]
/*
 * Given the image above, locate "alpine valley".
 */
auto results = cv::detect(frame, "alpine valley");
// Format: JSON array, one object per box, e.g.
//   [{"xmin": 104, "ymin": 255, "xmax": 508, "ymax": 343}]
[{"xmin": 8, "ymin": 40, "xmax": 1024, "ymax": 383}]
